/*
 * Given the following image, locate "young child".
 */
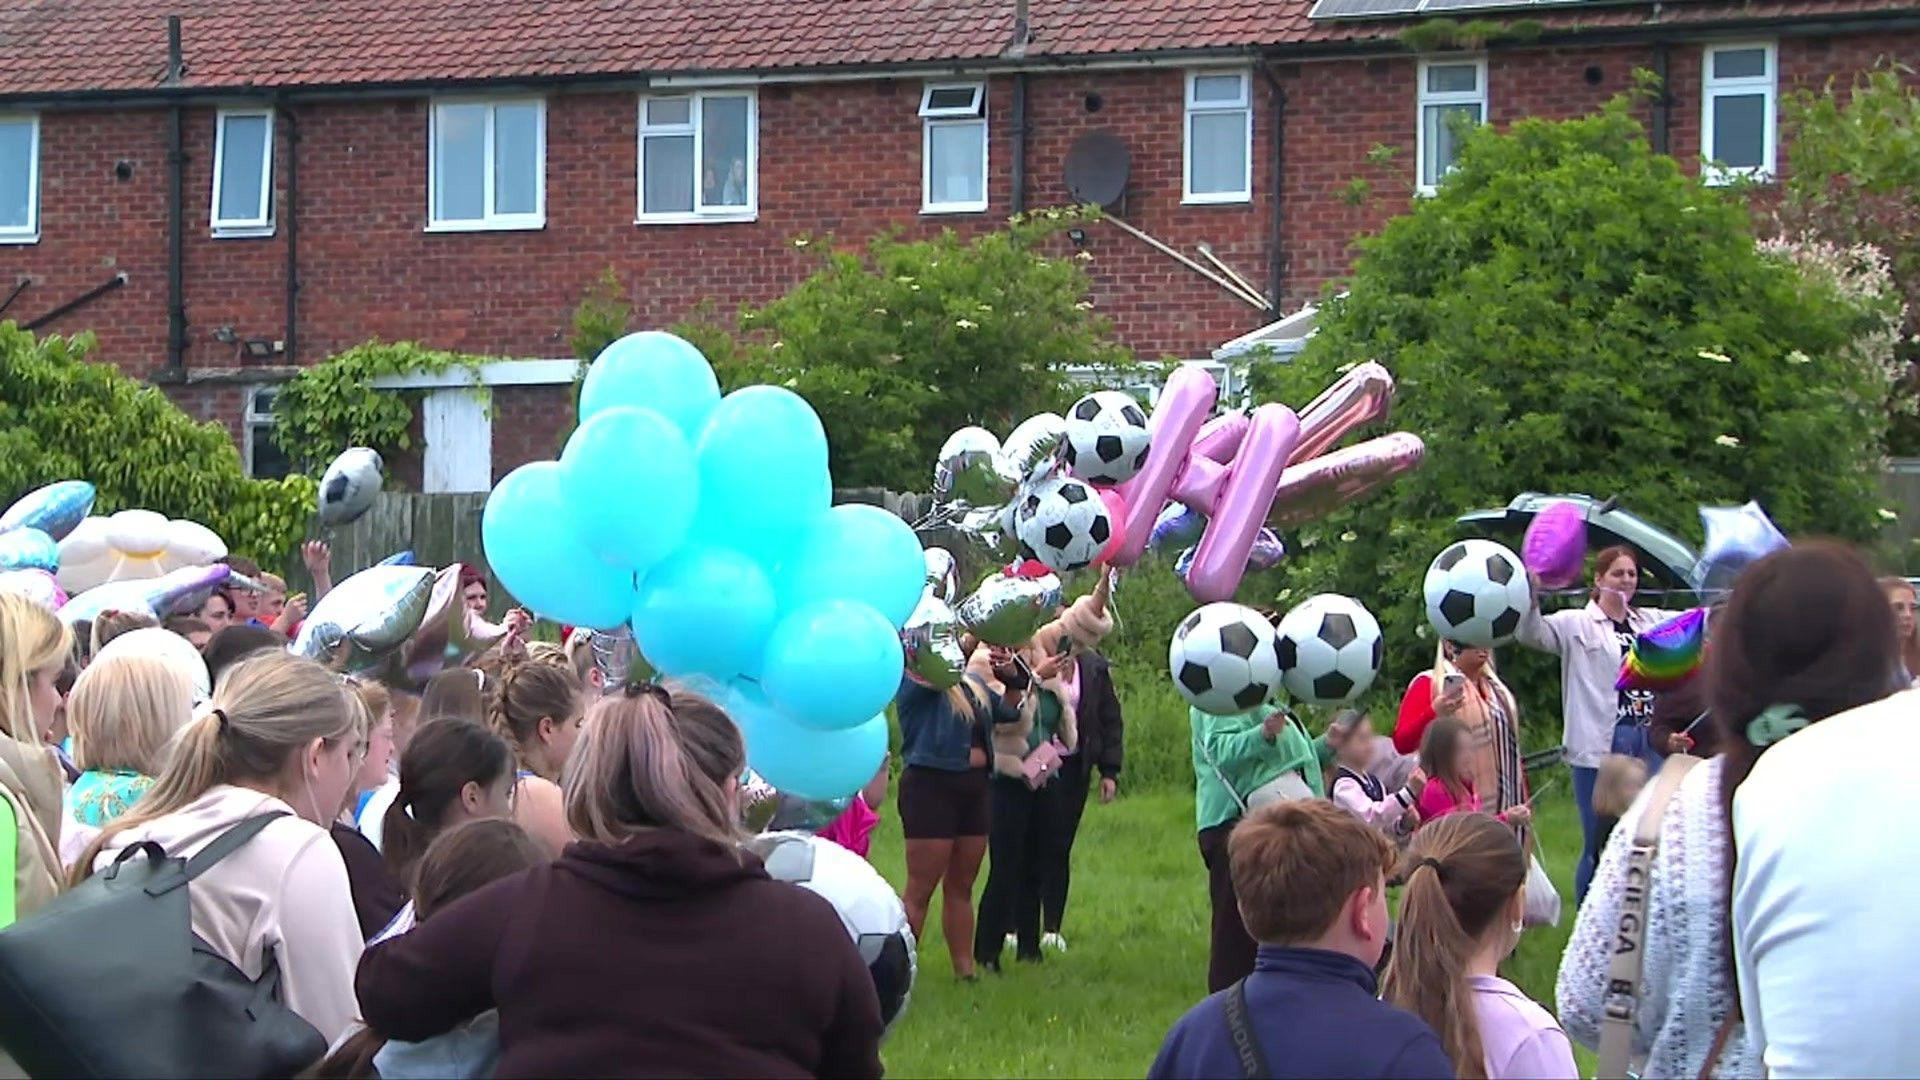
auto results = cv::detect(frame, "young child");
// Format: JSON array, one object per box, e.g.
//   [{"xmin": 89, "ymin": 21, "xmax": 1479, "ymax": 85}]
[
  {"xmin": 817, "ymin": 755, "xmax": 889, "ymax": 860},
  {"xmin": 1415, "ymin": 717, "xmax": 1531, "ymax": 830},
  {"xmin": 313, "ymin": 819, "xmax": 546, "ymax": 1079},
  {"xmin": 1590, "ymin": 753, "xmax": 1649, "ymax": 865},
  {"xmin": 1324, "ymin": 711, "xmax": 1422, "ymax": 839}
]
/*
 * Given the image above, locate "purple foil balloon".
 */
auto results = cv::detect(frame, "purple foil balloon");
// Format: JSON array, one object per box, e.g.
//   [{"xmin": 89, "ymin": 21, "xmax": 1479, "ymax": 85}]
[{"xmin": 1523, "ymin": 501, "xmax": 1588, "ymax": 589}]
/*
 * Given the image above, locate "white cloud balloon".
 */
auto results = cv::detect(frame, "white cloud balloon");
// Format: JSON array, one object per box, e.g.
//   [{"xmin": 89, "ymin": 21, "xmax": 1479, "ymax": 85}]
[{"xmin": 56, "ymin": 510, "xmax": 228, "ymax": 594}]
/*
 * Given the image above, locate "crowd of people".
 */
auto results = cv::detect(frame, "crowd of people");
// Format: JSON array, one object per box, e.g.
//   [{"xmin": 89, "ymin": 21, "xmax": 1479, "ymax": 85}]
[
  {"xmin": 1157, "ymin": 539, "xmax": 1919, "ymax": 1079},
  {"xmin": 0, "ymin": 518, "xmax": 1913, "ymax": 1078}
]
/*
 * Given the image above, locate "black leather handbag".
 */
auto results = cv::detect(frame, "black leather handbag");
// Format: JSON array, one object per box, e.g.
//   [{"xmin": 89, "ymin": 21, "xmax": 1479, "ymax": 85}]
[{"xmin": 0, "ymin": 812, "xmax": 327, "ymax": 1078}]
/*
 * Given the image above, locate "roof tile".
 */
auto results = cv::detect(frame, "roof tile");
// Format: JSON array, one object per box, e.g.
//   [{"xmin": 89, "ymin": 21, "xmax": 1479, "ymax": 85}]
[{"xmin": 0, "ymin": 0, "xmax": 1914, "ymax": 97}]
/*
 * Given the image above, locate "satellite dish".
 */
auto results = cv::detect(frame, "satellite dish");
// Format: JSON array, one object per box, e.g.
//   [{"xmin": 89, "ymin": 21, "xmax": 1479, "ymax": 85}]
[{"xmin": 1064, "ymin": 131, "xmax": 1130, "ymax": 208}]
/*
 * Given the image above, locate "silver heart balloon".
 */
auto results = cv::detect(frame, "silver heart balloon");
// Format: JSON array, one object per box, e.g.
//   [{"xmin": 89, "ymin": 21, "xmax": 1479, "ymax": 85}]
[
  {"xmin": 318, "ymin": 447, "xmax": 385, "ymax": 527},
  {"xmin": 59, "ymin": 564, "xmax": 233, "ymax": 625},
  {"xmin": 292, "ymin": 564, "xmax": 435, "ymax": 670},
  {"xmin": 901, "ymin": 593, "xmax": 966, "ymax": 689},
  {"xmin": 0, "ymin": 481, "xmax": 95, "ymax": 542},
  {"xmin": 933, "ymin": 427, "xmax": 1016, "ymax": 508},
  {"xmin": 956, "ymin": 570, "xmax": 1062, "ymax": 646},
  {"xmin": 1002, "ymin": 412, "xmax": 1067, "ymax": 486}
]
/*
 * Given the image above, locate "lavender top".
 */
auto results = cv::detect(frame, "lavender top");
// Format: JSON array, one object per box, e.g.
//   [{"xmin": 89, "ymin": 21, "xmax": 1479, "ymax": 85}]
[{"xmin": 1470, "ymin": 974, "xmax": 1578, "ymax": 1080}]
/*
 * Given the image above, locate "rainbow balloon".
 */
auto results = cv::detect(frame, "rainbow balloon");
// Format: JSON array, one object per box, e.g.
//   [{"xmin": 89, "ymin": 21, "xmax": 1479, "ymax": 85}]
[{"xmin": 1616, "ymin": 607, "xmax": 1707, "ymax": 691}]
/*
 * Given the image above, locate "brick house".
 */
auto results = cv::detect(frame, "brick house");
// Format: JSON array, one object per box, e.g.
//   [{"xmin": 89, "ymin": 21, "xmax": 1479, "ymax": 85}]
[{"xmin": 2, "ymin": 0, "xmax": 1916, "ymax": 489}]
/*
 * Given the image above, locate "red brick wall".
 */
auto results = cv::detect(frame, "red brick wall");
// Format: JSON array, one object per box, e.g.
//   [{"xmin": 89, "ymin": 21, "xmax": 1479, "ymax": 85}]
[{"xmin": 5, "ymin": 29, "xmax": 1916, "ymax": 460}]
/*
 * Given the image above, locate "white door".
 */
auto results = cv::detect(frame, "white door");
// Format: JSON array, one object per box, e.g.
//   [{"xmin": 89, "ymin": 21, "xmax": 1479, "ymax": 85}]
[{"xmin": 421, "ymin": 388, "xmax": 493, "ymax": 493}]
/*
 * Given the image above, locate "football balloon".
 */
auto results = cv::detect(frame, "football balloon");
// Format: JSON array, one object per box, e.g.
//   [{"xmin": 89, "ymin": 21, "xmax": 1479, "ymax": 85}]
[
  {"xmin": 1014, "ymin": 476, "xmax": 1112, "ymax": 574},
  {"xmin": 1168, "ymin": 602, "xmax": 1283, "ymax": 714},
  {"xmin": 1274, "ymin": 594, "xmax": 1382, "ymax": 704},
  {"xmin": 750, "ymin": 832, "xmax": 916, "ymax": 1035},
  {"xmin": 1424, "ymin": 539, "xmax": 1531, "ymax": 648},
  {"xmin": 1062, "ymin": 390, "xmax": 1152, "ymax": 486}
]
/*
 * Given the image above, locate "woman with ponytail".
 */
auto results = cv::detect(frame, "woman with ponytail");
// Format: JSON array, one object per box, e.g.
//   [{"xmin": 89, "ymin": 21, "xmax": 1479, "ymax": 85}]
[
  {"xmin": 370, "ymin": 717, "xmax": 516, "ymax": 939},
  {"xmin": 488, "ymin": 660, "xmax": 583, "ymax": 855},
  {"xmin": 1386, "ymin": 813, "xmax": 1575, "ymax": 1080},
  {"xmin": 0, "ymin": 593, "xmax": 74, "ymax": 924},
  {"xmin": 357, "ymin": 682, "xmax": 884, "ymax": 1077},
  {"xmin": 79, "ymin": 651, "xmax": 366, "ymax": 1043}
]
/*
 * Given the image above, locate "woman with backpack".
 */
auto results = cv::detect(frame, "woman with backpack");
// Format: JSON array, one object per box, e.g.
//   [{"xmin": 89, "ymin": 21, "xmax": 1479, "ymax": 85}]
[
  {"xmin": 356, "ymin": 681, "xmax": 884, "ymax": 1076},
  {"xmin": 0, "ymin": 593, "xmax": 73, "ymax": 924},
  {"xmin": 77, "ymin": 651, "xmax": 367, "ymax": 1044}
]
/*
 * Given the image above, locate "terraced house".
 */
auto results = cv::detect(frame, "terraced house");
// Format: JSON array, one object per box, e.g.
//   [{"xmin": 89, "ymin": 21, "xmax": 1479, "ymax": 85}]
[{"xmin": 2, "ymin": 0, "xmax": 1916, "ymax": 489}]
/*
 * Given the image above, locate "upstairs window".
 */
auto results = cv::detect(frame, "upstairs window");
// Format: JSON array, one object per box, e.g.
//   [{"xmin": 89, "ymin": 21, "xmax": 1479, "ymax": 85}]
[
  {"xmin": 0, "ymin": 114, "xmax": 39, "ymax": 244},
  {"xmin": 637, "ymin": 92, "xmax": 758, "ymax": 222},
  {"xmin": 1184, "ymin": 70, "xmax": 1253, "ymax": 203},
  {"xmin": 1417, "ymin": 58, "xmax": 1486, "ymax": 194},
  {"xmin": 1702, "ymin": 43, "xmax": 1776, "ymax": 183},
  {"xmin": 429, "ymin": 98, "xmax": 546, "ymax": 231},
  {"xmin": 921, "ymin": 82, "xmax": 987, "ymax": 213},
  {"xmin": 211, "ymin": 109, "xmax": 275, "ymax": 237}
]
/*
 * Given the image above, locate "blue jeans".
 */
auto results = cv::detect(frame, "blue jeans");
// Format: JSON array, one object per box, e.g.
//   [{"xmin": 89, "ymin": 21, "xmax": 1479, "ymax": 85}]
[
  {"xmin": 1572, "ymin": 765, "xmax": 1599, "ymax": 904},
  {"xmin": 1610, "ymin": 720, "xmax": 1665, "ymax": 773}
]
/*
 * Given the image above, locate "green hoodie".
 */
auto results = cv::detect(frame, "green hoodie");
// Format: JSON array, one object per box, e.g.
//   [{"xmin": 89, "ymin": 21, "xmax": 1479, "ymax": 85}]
[{"xmin": 1189, "ymin": 705, "xmax": 1329, "ymax": 832}]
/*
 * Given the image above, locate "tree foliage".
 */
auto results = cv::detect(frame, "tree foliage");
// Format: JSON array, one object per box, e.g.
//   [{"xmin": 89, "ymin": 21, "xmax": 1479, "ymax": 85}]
[
  {"xmin": 1777, "ymin": 62, "xmax": 1920, "ymax": 449},
  {"xmin": 678, "ymin": 210, "xmax": 1134, "ymax": 490},
  {"xmin": 271, "ymin": 340, "xmax": 487, "ymax": 476},
  {"xmin": 1250, "ymin": 103, "xmax": 1896, "ymax": 722},
  {"xmin": 0, "ymin": 324, "xmax": 315, "ymax": 564}
]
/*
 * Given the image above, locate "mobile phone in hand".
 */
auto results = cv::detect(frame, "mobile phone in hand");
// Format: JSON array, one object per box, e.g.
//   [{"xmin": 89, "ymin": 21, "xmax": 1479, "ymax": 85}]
[{"xmin": 1442, "ymin": 673, "xmax": 1466, "ymax": 694}]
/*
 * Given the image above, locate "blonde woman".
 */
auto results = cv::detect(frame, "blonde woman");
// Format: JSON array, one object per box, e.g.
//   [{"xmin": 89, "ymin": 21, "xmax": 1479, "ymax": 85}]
[
  {"xmin": 488, "ymin": 660, "xmax": 585, "ymax": 856},
  {"xmin": 1395, "ymin": 641, "xmax": 1525, "ymax": 823},
  {"xmin": 356, "ymin": 682, "xmax": 885, "ymax": 1076},
  {"xmin": 66, "ymin": 653, "xmax": 195, "ymax": 828},
  {"xmin": 78, "ymin": 652, "xmax": 367, "ymax": 1043},
  {"xmin": 1880, "ymin": 577, "xmax": 1920, "ymax": 685},
  {"xmin": 0, "ymin": 592, "xmax": 75, "ymax": 923}
]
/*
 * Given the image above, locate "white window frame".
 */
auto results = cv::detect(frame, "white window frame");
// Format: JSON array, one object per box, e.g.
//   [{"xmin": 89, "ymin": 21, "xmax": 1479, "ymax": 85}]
[
  {"xmin": 0, "ymin": 113, "xmax": 40, "ymax": 245},
  {"xmin": 1701, "ymin": 41, "xmax": 1777, "ymax": 185},
  {"xmin": 210, "ymin": 108, "xmax": 276, "ymax": 238},
  {"xmin": 1416, "ymin": 57, "xmax": 1488, "ymax": 196},
  {"xmin": 635, "ymin": 90, "xmax": 759, "ymax": 225},
  {"xmin": 920, "ymin": 81, "xmax": 988, "ymax": 215},
  {"xmin": 426, "ymin": 97, "xmax": 547, "ymax": 233},
  {"xmin": 1182, "ymin": 69, "xmax": 1254, "ymax": 205}
]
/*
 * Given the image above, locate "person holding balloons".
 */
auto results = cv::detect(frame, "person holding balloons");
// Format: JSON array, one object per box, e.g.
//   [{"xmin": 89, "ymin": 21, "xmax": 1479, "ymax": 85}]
[
  {"xmin": 895, "ymin": 652, "xmax": 1009, "ymax": 982},
  {"xmin": 1517, "ymin": 546, "xmax": 1681, "ymax": 903}
]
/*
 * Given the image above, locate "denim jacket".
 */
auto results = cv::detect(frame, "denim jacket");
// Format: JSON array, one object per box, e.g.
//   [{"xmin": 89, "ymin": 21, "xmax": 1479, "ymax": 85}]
[{"xmin": 896, "ymin": 676, "xmax": 1010, "ymax": 772}]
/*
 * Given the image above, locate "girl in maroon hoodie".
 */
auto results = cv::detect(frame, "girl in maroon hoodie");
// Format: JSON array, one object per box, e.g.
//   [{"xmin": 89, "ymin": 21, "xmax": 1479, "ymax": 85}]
[{"xmin": 356, "ymin": 682, "xmax": 884, "ymax": 1078}]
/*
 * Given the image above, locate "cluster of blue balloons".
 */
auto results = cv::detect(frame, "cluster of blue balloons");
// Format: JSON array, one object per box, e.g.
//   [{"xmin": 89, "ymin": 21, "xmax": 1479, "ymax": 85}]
[{"xmin": 482, "ymin": 332, "xmax": 925, "ymax": 799}]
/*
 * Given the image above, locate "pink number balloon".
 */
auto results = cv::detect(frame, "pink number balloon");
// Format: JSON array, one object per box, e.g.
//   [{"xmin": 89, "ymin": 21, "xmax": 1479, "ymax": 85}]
[
  {"xmin": 1268, "ymin": 432, "xmax": 1426, "ymax": 529},
  {"xmin": 1183, "ymin": 405, "xmax": 1300, "ymax": 602},
  {"xmin": 1112, "ymin": 366, "xmax": 1217, "ymax": 567},
  {"xmin": 1290, "ymin": 362, "xmax": 1395, "ymax": 465},
  {"xmin": 1193, "ymin": 410, "xmax": 1249, "ymax": 464}
]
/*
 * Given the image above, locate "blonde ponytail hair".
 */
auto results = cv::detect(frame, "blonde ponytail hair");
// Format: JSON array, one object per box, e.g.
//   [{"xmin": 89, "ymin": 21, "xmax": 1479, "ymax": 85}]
[
  {"xmin": 74, "ymin": 651, "xmax": 356, "ymax": 883},
  {"xmin": 563, "ymin": 685, "xmax": 743, "ymax": 851},
  {"xmin": 0, "ymin": 592, "xmax": 73, "ymax": 744},
  {"xmin": 1382, "ymin": 812, "xmax": 1527, "ymax": 1080}
]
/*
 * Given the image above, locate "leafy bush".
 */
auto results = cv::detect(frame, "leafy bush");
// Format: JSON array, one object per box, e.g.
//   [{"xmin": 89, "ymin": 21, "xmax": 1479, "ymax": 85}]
[
  {"xmin": 271, "ymin": 340, "xmax": 485, "ymax": 476},
  {"xmin": 1250, "ymin": 102, "xmax": 1896, "ymax": 731},
  {"xmin": 1777, "ymin": 62, "xmax": 1920, "ymax": 450},
  {"xmin": 571, "ymin": 266, "xmax": 632, "ymax": 364},
  {"xmin": 0, "ymin": 324, "xmax": 315, "ymax": 564},
  {"xmin": 678, "ymin": 210, "xmax": 1135, "ymax": 490}
]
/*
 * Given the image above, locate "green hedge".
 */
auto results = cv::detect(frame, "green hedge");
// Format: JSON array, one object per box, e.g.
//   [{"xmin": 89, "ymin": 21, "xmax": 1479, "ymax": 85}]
[{"xmin": 0, "ymin": 324, "xmax": 314, "ymax": 565}]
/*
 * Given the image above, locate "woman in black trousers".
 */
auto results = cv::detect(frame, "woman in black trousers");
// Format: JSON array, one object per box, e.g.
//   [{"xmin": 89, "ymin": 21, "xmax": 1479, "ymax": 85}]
[{"xmin": 1039, "ymin": 642, "xmax": 1122, "ymax": 951}]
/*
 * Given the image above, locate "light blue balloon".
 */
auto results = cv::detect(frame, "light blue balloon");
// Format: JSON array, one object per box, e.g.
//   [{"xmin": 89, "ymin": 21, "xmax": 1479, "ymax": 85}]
[
  {"xmin": 0, "ymin": 481, "xmax": 95, "ymax": 542},
  {"xmin": 376, "ymin": 550, "xmax": 416, "ymax": 567},
  {"xmin": 0, "ymin": 528, "xmax": 59, "ymax": 574},
  {"xmin": 481, "ymin": 463, "xmax": 634, "ymax": 629},
  {"xmin": 631, "ymin": 546, "xmax": 775, "ymax": 681},
  {"xmin": 560, "ymin": 405, "xmax": 698, "ymax": 573},
  {"xmin": 728, "ymin": 684, "xmax": 889, "ymax": 801},
  {"xmin": 693, "ymin": 386, "xmax": 832, "ymax": 564},
  {"xmin": 778, "ymin": 503, "xmax": 926, "ymax": 628},
  {"xmin": 760, "ymin": 599, "xmax": 903, "ymax": 731},
  {"xmin": 578, "ymin": 331, "xmax": 721, "ymax": 439}
]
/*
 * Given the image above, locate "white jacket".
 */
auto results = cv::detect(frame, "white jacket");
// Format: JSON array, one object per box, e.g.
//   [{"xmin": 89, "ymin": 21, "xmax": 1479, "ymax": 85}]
[
  {"xmin": 1516, "ymin": 599, "xmax": 1679, "ymax": 767},
  {"xmin": 93, "ymin": 784, "xmax": 364, "ymax": 1044}
]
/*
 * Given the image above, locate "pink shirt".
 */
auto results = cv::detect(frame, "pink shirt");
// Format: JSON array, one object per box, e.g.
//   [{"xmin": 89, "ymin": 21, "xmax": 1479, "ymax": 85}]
[
  {"xmin": 816, "ymin": 795, "xmax": 879, "ymax": 859},
  {"xmin": 1415, "ymin": 778, "xmax": 1483, "ymax": 823},
  {"xmin": 1470, "ymin": 974, "xmax": 1578, "ymax": 1079}
]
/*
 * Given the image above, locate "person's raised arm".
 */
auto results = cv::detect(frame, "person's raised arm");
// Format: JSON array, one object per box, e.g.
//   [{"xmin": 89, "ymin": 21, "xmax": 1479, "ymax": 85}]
[
  {"xmin": 301, "ymin": 541, "xmax": 334, "ymax": 601},
  {"xmin": 356, "ymin": 872, "xmax": 515, "ymax": 1042},
  {"xmin": 1517, "ymin": 573, "xmax": 1572, "ymax": 656}
]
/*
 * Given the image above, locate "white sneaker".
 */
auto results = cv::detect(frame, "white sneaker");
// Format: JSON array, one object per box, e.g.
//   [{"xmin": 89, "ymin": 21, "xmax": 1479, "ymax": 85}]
[
  {"xmin": 1041, "ymin": 932, "xmax": 1067, "ymax": 954},
  {"xmin": 1004, "ymin": 933, "xmax": 1016, "ymax": 951}
]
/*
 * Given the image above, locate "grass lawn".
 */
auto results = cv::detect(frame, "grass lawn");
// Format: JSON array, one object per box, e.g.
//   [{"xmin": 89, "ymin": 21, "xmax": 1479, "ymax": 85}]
[{"xmin": 868, "ymin": 777, "xmax": 1593, "ymax": 1077}]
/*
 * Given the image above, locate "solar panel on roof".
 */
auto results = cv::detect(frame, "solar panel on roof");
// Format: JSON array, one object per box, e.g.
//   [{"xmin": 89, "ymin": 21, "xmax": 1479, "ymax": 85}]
[
  {"xmin": 1420, "ymin": 0, "xmax": 1540, "ymax": 9},
  {"xmin": 1307, "ymin": 0, "xmax": 1422, "ymax": 20}
]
